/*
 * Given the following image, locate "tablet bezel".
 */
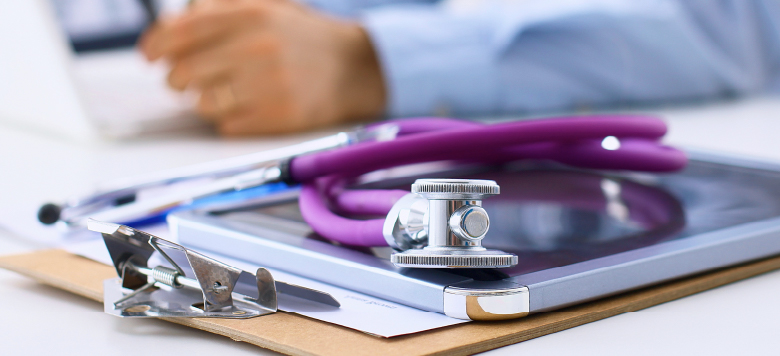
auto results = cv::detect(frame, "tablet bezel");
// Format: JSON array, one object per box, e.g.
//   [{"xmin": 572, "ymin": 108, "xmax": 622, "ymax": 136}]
[{"xmin": 169, "ymin": 149, "xmax": 780, "ymax": 318}]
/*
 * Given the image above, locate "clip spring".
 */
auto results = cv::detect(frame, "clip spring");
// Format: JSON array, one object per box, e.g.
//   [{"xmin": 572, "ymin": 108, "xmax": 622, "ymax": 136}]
[{"xmin": 89, "ymin": 220, "xmax": 339, "ymax": 319}]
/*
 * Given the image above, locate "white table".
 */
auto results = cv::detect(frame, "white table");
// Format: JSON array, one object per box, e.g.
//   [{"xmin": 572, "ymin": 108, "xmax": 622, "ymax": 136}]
[{"xmin": 1, "ymin": 97, "xmax": 779, "ymax": 355}]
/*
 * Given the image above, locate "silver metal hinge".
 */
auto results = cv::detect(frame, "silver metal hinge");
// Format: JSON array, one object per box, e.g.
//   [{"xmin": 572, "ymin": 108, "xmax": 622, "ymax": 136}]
[{"xmin": 88, "ymin": 220, "xmax": 339, "ymax": 318}]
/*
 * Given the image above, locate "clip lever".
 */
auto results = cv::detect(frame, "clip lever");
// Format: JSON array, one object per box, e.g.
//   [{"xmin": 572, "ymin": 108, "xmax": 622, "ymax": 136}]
[{"xmin": 89, "ymin": 220, "xmax": 338, "ymax": 318}]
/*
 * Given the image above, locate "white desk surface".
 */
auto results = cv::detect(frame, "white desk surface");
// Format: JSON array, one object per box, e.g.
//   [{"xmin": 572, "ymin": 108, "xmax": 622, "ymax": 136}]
[{"xmin": 1, "ymin": 97, "xmax": 780, "ymax": 355}]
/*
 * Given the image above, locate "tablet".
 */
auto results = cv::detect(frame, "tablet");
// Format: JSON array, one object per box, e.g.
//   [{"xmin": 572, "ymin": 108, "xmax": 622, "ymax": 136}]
[{"xmin": 169, "ymin": 150, "xmax": 780, "ymax": 320}]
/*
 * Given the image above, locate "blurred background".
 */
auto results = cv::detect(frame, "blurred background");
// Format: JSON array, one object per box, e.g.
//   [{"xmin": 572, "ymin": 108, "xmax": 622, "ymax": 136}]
[{"xmin": 1, "ymin": 1, "xmax": 780, "ymax": 355}]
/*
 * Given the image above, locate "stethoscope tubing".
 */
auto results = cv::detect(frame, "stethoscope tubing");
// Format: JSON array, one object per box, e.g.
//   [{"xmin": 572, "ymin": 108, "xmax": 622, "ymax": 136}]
[
  {"xmin": 289, "ymin": 115, "xmax": 684, "ymax": 183},
  {"xmin": 44, "ymin": 115, "xmax": 686, "ymax": 237},
  {"xmin": 294, "ymin": 115, "xmax": 687, "ymax": 247}
]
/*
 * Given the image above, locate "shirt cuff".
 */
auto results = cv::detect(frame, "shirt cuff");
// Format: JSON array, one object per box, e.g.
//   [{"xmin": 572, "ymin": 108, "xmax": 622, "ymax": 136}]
[{"xmin": 361, "ymin": 6, "xmax": 501, "ymax": 117}]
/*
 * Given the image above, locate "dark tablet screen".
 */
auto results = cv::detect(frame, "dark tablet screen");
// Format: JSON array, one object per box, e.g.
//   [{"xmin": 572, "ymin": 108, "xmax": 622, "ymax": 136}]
[{"xmin": 217, "ymin": 159, "xmax": 780, "ymax": 277}]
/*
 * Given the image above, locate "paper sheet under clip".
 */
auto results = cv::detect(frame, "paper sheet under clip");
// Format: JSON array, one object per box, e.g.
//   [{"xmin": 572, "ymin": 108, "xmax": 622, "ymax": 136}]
[{"xmin": 88, "ymin": 220, "xmax": 339, "ymax": 318}]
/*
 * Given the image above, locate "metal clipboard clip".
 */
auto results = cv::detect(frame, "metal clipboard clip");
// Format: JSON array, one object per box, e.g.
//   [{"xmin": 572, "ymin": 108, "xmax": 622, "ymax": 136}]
[{"xmin": 88, "ymin": 220, "xmax": 339, "ymax": 318}]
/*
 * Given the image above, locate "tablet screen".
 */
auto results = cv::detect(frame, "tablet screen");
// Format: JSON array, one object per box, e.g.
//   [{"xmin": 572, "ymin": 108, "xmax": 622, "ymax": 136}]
[{"xmin": 218, "ymin": 160, "xmax": 780, "ymax": 277}]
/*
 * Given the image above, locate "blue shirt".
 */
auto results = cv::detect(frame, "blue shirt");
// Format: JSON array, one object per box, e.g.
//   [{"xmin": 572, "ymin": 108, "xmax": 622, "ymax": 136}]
[{"xmin": 302, "ymin": 0, "xmax": 780, "ymax": 117}]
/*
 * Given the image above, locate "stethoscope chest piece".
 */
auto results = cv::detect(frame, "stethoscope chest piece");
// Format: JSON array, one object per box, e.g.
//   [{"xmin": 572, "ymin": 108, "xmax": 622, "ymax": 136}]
[{"xmin": 384, "ymin": 179, "xmax": 519, "ymax": 268}]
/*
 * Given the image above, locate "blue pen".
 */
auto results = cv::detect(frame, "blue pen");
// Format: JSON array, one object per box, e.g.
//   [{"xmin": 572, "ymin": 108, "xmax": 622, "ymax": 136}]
[{"xmin": 123, "ymin": 182, "xmax": 295, "ymax": 226}]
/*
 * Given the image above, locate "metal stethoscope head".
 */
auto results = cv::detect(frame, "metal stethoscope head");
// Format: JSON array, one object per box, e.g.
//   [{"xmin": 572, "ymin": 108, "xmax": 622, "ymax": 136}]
[{"xmin": 384, "ymin": 179, "xmax": 518, "ymax": 268}]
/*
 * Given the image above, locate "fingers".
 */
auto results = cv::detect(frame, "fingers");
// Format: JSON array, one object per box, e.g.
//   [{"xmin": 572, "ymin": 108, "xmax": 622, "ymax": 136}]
[
  {"xmin": 197, "ymin": 88, "xmax": 220, "ymax": 118},
  {"xmin": 138, "ymin": 0, "xmax": 368, "ymax": 136},
  {"xmin": 166, "ymin": 34, "xmax": 281, "ymax": 91},
  {"xmin": 166, "ymin": 40, "xmax": 235, "ymax": 91},
  {"xmin": 199, "ymin": 81, "xmax": 296, "ymax": 134},
  {"xmin": 216, "ymin": 109, "xmax": 311, "ymax": 136},
  {"xmin": 205, "ymin": 76, "xmax": 310, "ymax": 136},
  {"xmin": 194, "ymin": 53, "xmax": 284, "ymax": 118},
  {"xmin": 140, "ymin": 0, "xmax": 270, "ymax": 61}
]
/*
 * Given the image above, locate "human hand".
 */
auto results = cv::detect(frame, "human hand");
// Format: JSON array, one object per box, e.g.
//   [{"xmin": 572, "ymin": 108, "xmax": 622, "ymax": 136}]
[{"xmin": 140, "ymin": 0, "xmax": 386, "ymax": 135}]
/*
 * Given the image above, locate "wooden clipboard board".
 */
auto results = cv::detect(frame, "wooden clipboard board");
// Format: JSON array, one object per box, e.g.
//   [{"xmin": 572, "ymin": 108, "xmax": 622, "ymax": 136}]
[{"xmin": 2, "ymin": 248, "xmax": 779, "ymax": 356}]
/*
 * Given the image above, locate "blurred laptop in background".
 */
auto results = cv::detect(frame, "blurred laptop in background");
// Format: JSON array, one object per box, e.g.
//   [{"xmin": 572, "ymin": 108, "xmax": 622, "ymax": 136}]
[{"xmin": 0, "ymin": 0, "xmax": 205, "ymax": 140}]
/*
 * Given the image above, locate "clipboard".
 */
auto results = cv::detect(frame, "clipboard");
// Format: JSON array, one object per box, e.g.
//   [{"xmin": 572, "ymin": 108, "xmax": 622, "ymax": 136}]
[{"xmin": 2, "ymin": 248, "xmax": 780, "ymax": 356}]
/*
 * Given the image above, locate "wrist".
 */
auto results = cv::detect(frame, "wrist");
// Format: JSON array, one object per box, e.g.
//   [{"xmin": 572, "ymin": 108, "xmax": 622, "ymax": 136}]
[{"xmin": 333, "ymin": 22, "xmax": 386, "ymax": 122}]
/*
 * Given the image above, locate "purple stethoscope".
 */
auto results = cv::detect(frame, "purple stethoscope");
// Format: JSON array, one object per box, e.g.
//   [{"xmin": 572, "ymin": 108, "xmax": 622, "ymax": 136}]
[
  {"xmin": 42, "ymin": 115, "xmax": 686, "ymax": 269},
  {"xmin": 289, "ymin": 115, "xmax": 686, "ymax": 268}
]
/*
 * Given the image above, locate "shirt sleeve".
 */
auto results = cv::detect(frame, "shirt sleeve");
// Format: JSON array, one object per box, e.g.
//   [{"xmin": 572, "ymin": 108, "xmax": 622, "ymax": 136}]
[
  {"xmin": 360, "ymin": 0, "xmax": 780, "ymax": 117},
  {"xmin": 297, "ymin": 0, "xmax": 436, "ymax": 18}
]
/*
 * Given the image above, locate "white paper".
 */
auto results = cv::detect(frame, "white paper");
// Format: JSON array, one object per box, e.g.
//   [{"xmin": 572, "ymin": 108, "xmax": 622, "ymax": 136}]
[{"xmin": 64, "ymin": 227, "xmax": 467, "ymax": 338}]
